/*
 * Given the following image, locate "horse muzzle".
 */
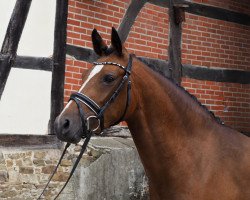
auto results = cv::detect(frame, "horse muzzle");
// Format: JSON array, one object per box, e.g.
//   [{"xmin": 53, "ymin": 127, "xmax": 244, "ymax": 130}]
[
  {"xmin": 54, "ymin": 112, "xmax": 101, "ymax": 144},
  {"xmin": 54, "ymin": 115, "xmax": 83, "ymax": 144}
]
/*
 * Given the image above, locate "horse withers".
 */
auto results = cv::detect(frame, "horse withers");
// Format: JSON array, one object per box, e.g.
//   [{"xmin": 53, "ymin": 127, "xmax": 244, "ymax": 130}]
[{"xmin": 54, "ymin": 28, "xmax": 250, "ymax": 200}]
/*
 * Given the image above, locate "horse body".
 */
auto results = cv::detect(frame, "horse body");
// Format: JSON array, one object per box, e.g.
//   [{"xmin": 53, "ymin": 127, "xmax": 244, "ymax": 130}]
[
  {"xmin": 126, "ymin": 58, "xmax": 250, "ymax": 199},
  {"xmin": 55, "ymin": 28, "xmax": 250, "ymax": 199}
]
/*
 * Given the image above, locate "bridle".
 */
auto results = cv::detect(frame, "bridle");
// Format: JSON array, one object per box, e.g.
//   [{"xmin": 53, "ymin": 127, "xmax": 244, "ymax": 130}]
[
  {"xmin": 37, "ymin": 54, "xmax": 134, "ymax": 199},
  {"xmin": 70, "ymin": 53, "xmax": 133, "ymax": 134}
]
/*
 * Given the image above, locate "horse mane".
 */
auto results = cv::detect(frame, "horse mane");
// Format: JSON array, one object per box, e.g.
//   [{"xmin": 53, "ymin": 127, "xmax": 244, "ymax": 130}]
[
  {"xmin": 174, "ymin": 81, "xmax": 224, "ymax": 125},
  {"xmin": 137, "ymin": 57, "xmax": 224, "ymax": 126}
]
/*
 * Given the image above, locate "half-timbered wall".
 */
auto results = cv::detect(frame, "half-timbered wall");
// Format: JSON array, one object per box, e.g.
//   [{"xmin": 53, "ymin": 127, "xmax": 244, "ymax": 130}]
[
  {"xmin": 182, "ymin": 0, "xmax": 250, "ymax": 133},
  {"xmin": 0, "ymin": 0, "xmax": 55, "ymax": 135},
  {"xmin": 0, "ymin": 1, "xmax": 249, "ymax": 198},
  {"xmin": 65, "ymin": 0, "xmax": 169, "ymax": 96},
  {"xmin": 194, "ymin": 0, "xmax": 250, "ymax": 15},
  {"xmin": 65, "ymin": 0, "xmax": 250, "ymax": 133}
]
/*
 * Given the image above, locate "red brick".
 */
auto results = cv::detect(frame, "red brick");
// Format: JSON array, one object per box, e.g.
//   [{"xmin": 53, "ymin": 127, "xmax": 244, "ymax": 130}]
[{"xmin": 64, "ymin": 0, "xmax": 250, "ymax": 132}]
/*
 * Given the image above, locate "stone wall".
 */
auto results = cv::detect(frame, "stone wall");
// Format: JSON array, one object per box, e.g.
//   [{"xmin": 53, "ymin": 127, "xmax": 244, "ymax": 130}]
[{"xmin": 0, "ymin": 134, "xmax": 148, "ymax": 199}]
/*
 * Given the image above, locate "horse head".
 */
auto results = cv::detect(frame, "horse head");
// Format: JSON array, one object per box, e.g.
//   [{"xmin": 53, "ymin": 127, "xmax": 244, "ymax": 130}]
[{"xmin": 54, "ymin": 28, "xmax": 136, "ymax": 143}]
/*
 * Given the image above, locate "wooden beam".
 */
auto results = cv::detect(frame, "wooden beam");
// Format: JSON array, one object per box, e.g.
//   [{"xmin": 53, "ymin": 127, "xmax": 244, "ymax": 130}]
[
  {"xmin": 147, "ymin": 0, "xmax": 190, "ymax": 7},
  {"xmin": 12, "ymin": 54, "xmax": 250, "ymax": 84},
  {"xmin": 0, "ymin": 55, "xmax": 11, "ymax": 96},
  {"xmin": 148, "ymin": 0, "xmax": 169, "ymax": 7},
  {"xmin": 0, "ymin": 134, "xmax": 61, "ymax": 148},
  {"xmin": 168, "ymin": 0, "xmax": 183, "ymax": 84},
  {"xmin": 0, "ymin": 0, "xmax": 32, "ymax": 99},
  {"xmin": 13, "ymin": 56, "xmax": 53, "ymax": 71},
  {"xmin": 183, "ymin": 64, "xmax": 250, "ymax": 84},
  {"xmin": 67, "ymin": 44, "xmax": 98, "ymax": 63},
  {"xmin": 185, "ymin": 2, "xmax": 250, "ymax": 26},
  {"xmin": 66, "ymin": 45, "xmax": 250, "ymax": 85},
  {"xmin": 49, "ymin": 0, "xmax": 69, "ymax": 135},
  {"xmin": 66, "ymin": 45, "xmax": 171, "ymax": 79},
  {"xmin": 1, "ymin": 0, "xmax": 32, "ymax": 55},
  {"xmin": 137, "ymin": 57, "xmax": 170, "ymax": 78},
  {"xmin": 148, "ymin": 0, "xmax": 250, "ymax": 26},
  {"xmin": 118, "ymin": 0, "xmax": 147, "ymax": 43}
]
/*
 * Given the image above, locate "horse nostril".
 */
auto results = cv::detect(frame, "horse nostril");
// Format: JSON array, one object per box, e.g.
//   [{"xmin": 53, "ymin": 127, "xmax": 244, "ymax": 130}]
[{"xmin": 63, "ymin": 119, "xmax": 70, "ymax": 129}]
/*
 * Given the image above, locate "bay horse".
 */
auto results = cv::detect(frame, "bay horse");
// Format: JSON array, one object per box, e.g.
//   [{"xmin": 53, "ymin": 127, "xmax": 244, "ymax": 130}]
[{"xmin": 55, "ymin": 28, "xmax": 250, "ymax": 200}]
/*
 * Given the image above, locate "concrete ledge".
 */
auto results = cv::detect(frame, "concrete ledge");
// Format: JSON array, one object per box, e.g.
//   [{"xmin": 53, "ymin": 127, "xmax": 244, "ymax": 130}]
[
  {"xmin": 0, "ymin": 132, "xmax": 148, "ymax": 199},
  {"xmin": 62, "ymin": 137, "xmax": 149, "ymax": 200}
]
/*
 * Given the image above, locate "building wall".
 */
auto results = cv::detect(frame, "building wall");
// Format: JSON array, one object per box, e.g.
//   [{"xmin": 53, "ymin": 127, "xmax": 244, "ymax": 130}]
[
  {"xmin": 0, "ymin": 1, "xmax": 249, "ymax": 199},
  {"xmin": 0, "ymin": 0, "xmax": 55, "ymax": 135},
  {"xmin": 182, "ymin": 1, "xmax": 250, "ymax": 133},
  {"xmin": 193, "ymin": 0, "xmax": 250, "ymax": 15},
  {"xmin": 65, "ymin": 0, "xmax": 250, "ymax": 133},
  {"xmin": 65, "ymin": 0, "xmax": 168, "ymax": 97}
]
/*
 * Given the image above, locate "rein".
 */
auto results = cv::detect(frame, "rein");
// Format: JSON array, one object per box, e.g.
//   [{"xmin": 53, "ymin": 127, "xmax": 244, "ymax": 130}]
[
  {"xmin": 37, "ymin": 54, "xmax": 133, "ymax": 199},
  {"xmin": 37, "ymin": 97, "xmax": 92, "ymax": 200}
]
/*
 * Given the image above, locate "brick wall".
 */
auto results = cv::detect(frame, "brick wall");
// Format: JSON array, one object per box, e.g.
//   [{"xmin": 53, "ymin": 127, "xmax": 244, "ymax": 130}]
[
  {"xmin": 182, "ymin": 14, "xmax": 250, "ymax": 70},
  {"xmin": 65, "ymin": 0, "xmax": 250, "ymax": 133},
  {"xmin": 65, "ymin": 0, "xmax": 168, "ymax": 100},
  {"xmin": 182, "ymin": 1, "xmax": 250, "ymax": 133},
  {"xmin": 182, "ymin": 78, "xmax": 250, "ymax": 133}
]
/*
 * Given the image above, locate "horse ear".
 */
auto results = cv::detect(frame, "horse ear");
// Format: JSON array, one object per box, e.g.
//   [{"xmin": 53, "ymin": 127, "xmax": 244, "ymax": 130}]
[
  {"xmin": 91, "ymin": 29, "xmax": 108, "ymax": 56},
  {"xmin": 111, "ymin": 27, "xmax": 123, "ymax": 56}
]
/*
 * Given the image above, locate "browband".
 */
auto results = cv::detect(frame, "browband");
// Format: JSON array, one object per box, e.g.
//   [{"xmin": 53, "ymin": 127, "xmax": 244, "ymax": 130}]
[{"xmin": 93, "ymin": 61, "xmax": 131, "ymax": 74}]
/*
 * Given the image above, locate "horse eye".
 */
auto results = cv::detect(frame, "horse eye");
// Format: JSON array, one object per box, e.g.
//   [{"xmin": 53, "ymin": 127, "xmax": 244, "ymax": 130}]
[{"xmin": 103, "ymin": 74, "xmax": 115, "ymax": 84}]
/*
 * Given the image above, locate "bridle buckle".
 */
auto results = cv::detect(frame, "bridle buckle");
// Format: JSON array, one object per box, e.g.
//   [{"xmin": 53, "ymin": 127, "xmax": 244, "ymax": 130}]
[{"xmin": 86, "ymin": 115, "xmax": 101, "ymax": 132}]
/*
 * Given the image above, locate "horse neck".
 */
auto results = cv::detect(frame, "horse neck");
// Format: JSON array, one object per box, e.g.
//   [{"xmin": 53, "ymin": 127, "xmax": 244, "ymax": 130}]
[
  {"xmin": 127, "ymin": 59, "xmax": 217, "ymax": 135},
  {"xmin": 126, "ymin": 60, "xmax": 219, "ymax": 182}
]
